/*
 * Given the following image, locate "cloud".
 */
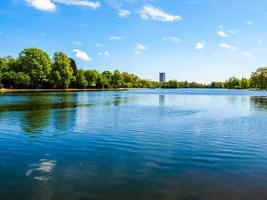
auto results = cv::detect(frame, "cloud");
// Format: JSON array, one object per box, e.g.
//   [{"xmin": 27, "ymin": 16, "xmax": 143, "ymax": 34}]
[
  {"xmin": 96, "ymin": 43, "xmax": 103, "ymax": 47},
  {"xmin": 73, "ymin": 49, "xmax": 91, "ymax": 61},
  {"xmin": 26, "ymin": 0, "xmax": 56, "ymax": 12},
  {"xmin": 228, "ymin": 30, "xmax": 240, "ymax": 36},
  {"xmin": 109, "ymin": 36, "xmax": 124, "ymax": 40},
  {"xmin": 195, "ymin": 42, "xmax": 205, "ymax": 50},
  {"xmin": 25, "ymin": 159, "xmax": 56, "ymax": 182},
  {"xmin": 219, "ymin": 43, "xmax": 237, "ymax": 51},
  {"xmin": 73, "ymin": 41, "xmax": 83, "ymax": 45},
  {"xmin": 217, "ymin": 30, "xmax": 229, "ymax": 38},
  {"xmin": 25, "ymin": 0, "xmax": 100, "ymax": 12},
  {"xmin": 53, "ymin": 0, "xmax": 100, "ymax": 9},
  {"xmin": 243, "ymin": 52, "xmax": 253, "ymax": 58},
  {"xmin": 136, "ymin": 43, "xmax": 147, "ymax": 50},
  {"xmin": 246, "ymin": 20, "xmax": 254, "ymax": 25},
  {"xmin": 140, "ymin": 5, "xmax": 182, "ymax": 22},
  {"xmin": 162, "ymin": 36, "xmax": 182, "ymax": 44},
  {"xmin": 135, "ymin": 43, "xmax": 147, "ymax": 54},
  {"xmin": 118, "ymin": 9, "xmax": 131, "ymax": 17},
  {"xmin": 99, "ymin": 50, "xmax": 110, "ymax": 56}
]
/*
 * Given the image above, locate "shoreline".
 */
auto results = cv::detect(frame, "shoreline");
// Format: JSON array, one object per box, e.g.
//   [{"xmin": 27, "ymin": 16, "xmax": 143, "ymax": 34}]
[
  {"xmin": 0, "ymin": 88, "xmax": 266, "ymax": 93},
  {"xmin": 0, "ymin": 88, "xmax": 129, "ymax": 93}
]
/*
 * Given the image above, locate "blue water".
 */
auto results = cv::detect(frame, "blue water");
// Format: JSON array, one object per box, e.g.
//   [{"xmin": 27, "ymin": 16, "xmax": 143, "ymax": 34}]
[{"xmin": 1, "ymin": 89, "xmax": 267, "ymax": 200}]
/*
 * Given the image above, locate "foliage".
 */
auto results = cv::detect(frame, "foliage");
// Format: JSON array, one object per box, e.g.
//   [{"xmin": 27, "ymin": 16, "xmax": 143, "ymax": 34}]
[
  {"xmin": 1, "ymin": 47, "xmax": 267, "ymax": 90},
  {"xmin": 17, "ymin": 48, "xmax": 52, "ymax": 88},
  {"xmin": 51, "ymin": 52, "xmax": 74, "ymax": 89},
  {"xmin": 76, "ymin": 70, "xmax": 88, "ymax": 88},
  {"xmin": 250, "ymin": 67, "xmax": 267, "ymax": 89}
]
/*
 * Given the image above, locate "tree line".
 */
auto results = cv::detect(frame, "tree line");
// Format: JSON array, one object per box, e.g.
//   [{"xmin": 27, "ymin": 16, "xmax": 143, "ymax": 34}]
[
  {"xmin": 1, "ymin": 47, "xmax": 267, "ymax": 90},
  {"xmin": 158, "ymin": 69, "xmax": 267, "ymax": 90},
  {"xmin": 0, "ymin": 48, "xmax": 158, "ymax": 89}
]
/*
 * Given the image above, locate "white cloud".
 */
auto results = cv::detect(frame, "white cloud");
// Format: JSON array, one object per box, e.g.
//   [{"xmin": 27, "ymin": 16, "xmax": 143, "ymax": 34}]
[
  {"xmin": 140, "ymin": 5, "xmax": 182, "ymax": 22},
  {"xmin": 53, "ymin": 0, "xmax": 100, "ymax": 9},
  {"xmin": 136, "ymin": 43, "xmax": 147, "ymax": 50},
  {"xmin": 118, "ymin": 9, "xmax": 131, "ymax": 17},
  {"xmin": 26, "ymin": 0, "xmax": 100, "ymax": 12},
  {"xmin": 162, "ymin": 36, "xmax": 182, "ymax": 44},
  {"xmin": 243, "ymin": 52, "xmax": 253, "ymax": 58},
  {"xmin": 73, "ymin": 41, "xmax": 83, "ymax": 45},
  {"xmin": 219, "ymin": 43, "xmax": 237, "ymax": 51},
  {"xmin": 228, "ymin": 30, "xmax": 240, "ymax": 36},
  {"xmin": 217, "ymin": 30, "xmax": 229, "ymax": 38},
  {"xmin": 246, "ymin": 20, "xmax": 254, "ymax": 25},
  {"xmin": 25, "ymin": 159, "xmax": 56, "ymax": 182},
  {"xmin": 99, "ymin": 50, "xmax": 110, "ymax": 56},
  {"xmin": 96, "ymin": 43, "xmax": 103, "ymax": 47},
  {"xmin": 26, "ymin": 0, "xmax": 56, "ymax": 12},
  {"xmin": 135, "ymin": 43, "xmax": 147, "ymax": 54},
  {"xmin": 195, "ymin": 42, "xmax": 205, "ymax": 50},
  {"xmin": 73, "ymin": 49, "xmax": 91, "ymax": 61},
  {"xmin": 109, "ymin": 36, "xmax": 124, "ymax": 40}
]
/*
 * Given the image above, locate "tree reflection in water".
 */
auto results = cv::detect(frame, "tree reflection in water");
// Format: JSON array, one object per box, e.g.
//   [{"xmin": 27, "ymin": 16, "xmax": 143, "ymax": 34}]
[{"xmin": 250, "ymin": 96, "xmax": 267, "ymax": 111}]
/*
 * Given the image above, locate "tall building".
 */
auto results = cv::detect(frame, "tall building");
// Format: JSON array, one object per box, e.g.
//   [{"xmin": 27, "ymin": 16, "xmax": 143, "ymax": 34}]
[{"xmin": 159, "ymin": 72, "xmax": 166, "ymax": 82}]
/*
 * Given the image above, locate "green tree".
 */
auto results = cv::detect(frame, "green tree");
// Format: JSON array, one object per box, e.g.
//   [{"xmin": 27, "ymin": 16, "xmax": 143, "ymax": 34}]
[
  {"xmin": 240, "ymin": 78, "xmax": 250, "ymax": 89},
  {"xmin": 76, "ymin": 70, "xmax": 88, "ymax": 88},
  {"xmin": 224, "ymin": 77, "xmax": 240, "ymax": 89},
  {"xmin": 111, "ymin": 70, "xmax": 124, "ymax": 88},
  {"xmin": 0, "ymin": 57, "xmax": 9, "ymax": 73},
  {"xmin": 1, "ymin": 71, "xmax": 30, "ymax": 88},
  {"xmin": 17, "ymin": 48, "xmax": 52, "ymax": 88},
  {"xmin": 84, "ymin": 70, "xmax": 99, "ymax": 88},
  {"xmin": 250, "ymin": 67, "xmax": 267, "ymax": 89},
  {"xmin": 51, "ymin": 52, "xmax": 74, "ymax": 88}
]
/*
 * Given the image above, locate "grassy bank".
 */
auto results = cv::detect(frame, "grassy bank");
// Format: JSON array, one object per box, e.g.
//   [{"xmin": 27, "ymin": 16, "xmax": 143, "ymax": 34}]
[{"xmin": 0, "ymin": 88, "xmax": 129, "ymax": 93}]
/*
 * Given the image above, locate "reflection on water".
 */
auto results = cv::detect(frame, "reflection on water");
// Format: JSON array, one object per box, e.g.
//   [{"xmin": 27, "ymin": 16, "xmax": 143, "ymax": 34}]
[
  {"xmin": 26, "ymin": 159, "xmax": 56, "ymax": 181},
  {"xmin": 159, "ymin": 94, "xmax": 166, "ymax": 106},
  {"xmin": 250, "ymin": 96, "xmax": 267, "ymax": 110},
  {"xmin": 1, "ymin": 89, "xmax": 267, "ymax": 200}
]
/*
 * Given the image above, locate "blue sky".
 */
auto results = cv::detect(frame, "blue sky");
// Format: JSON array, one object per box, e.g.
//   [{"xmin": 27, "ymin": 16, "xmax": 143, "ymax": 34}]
[{"xmin": 1, "ymin": 0, "xmax": 267, "ymax": 82}]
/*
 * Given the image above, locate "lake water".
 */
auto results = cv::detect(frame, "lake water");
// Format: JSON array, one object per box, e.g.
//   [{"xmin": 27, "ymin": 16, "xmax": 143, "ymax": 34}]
[{"xmin": 1, "ymin": 89, "xmax": 267, "ymax": 200}]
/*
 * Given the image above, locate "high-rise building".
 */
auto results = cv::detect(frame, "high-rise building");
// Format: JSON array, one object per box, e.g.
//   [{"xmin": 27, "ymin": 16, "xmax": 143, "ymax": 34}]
[{"xmin": 159, "ymin": 72, "xmax": 166, "ymax": 82}]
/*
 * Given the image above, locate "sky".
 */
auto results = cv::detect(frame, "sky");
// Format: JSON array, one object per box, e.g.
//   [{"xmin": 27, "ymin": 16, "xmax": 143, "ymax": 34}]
[{"xmin": 1, "ymin": 0, "xmax": 267, "ymax": 82}]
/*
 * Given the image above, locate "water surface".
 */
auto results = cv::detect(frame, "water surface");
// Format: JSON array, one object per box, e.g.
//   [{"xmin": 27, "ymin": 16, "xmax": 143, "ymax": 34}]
[{"xmin": 1, "ymin": 89, "xmax": 267, "ymax": 200}]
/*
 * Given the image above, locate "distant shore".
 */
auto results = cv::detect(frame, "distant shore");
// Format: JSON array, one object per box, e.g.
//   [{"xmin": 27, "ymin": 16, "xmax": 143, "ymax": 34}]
[{"xmin": 0, "ymin": 88, "xmax": 129, "ymax": 93}]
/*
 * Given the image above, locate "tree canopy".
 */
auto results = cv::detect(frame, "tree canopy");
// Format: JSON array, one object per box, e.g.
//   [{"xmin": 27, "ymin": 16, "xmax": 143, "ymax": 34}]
[{"xmin": 1, "ymin": 47, "xmax": 267, "ymax": 90}]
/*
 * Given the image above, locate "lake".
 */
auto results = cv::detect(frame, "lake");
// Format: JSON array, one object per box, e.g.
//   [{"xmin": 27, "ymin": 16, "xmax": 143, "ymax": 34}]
[{"xmin": 1, "ymin": 89, "xmax": 267, "ymax": 200}]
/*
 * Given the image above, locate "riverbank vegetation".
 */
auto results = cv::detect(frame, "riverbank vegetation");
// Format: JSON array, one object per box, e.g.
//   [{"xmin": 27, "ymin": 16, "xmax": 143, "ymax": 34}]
[{"xmin": 1, "ymin": 47, "xmax": 267, "ymax": 90}]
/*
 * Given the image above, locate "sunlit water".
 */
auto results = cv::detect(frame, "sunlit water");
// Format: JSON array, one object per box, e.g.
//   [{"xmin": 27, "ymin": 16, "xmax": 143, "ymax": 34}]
[{"xmin": 1, "ymin": 89, "xmax": 267, "ymax": 200}]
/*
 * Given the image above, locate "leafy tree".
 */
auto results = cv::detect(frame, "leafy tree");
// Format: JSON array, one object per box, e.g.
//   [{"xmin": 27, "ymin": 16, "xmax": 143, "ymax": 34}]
[
  {"xmin": 0, "ymin": 57, "xmax": 9, "ymax": 73},
  {"xmin": 84, "ymin": 70, "xmax": 99, "ymax": 88},
  {"xmin": 224, "ymin": 77, "xmax": 240, "ymax": 89},
  {"xmin": 17, "ymin": 48, "xmax": 51, "ymax": 88},
  {"xmin": 111, "ymin": 70, "xmax": 124, "ymax": 88},
  {"xmin": 76, "ymin": 70, "xmax": 88, "ymax": 88},
  {"xmin": 69, "ymin": 58, "xmax": 78, "ymax": 87},
  {"xmin": 51, "ymin": 52, "xmax": 74, "ymax": 88},
  {"xmin": 1, "ymin": 71, "xmax": 30, "ymax": 88},
  {"xmin": 240, "ymin": 78, "xmax": 250, "ymax": 89},
  {"xmin": 250, "ymin": 67, "xmax": 267, "ymax": 89},
  {"xmin": 209, "ymin": 81, "xmax": 224, "ymax": 88},
  {"xmin": 69, "ymin": 58, "xmax": 78, "ymax": 77}
]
